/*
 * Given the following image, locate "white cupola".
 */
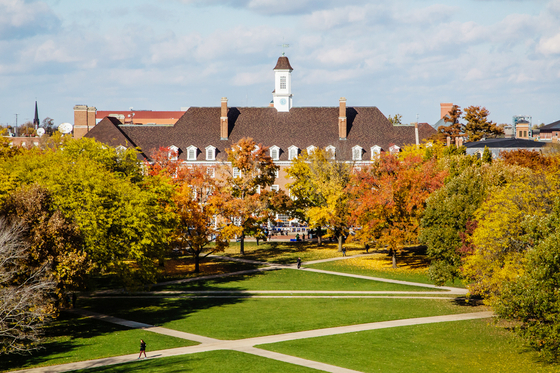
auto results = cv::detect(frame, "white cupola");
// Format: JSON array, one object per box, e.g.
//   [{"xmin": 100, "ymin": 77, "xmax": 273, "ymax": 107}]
[{"xmin": 272, "ymin": 54, "xmax": 293, "ymax": 112}]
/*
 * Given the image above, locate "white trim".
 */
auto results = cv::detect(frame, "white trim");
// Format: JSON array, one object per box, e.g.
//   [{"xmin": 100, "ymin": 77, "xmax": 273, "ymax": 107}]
[
  {"xmin": 288, "ymin": 145, "xmax": 299, "ymax": 160},
  {"xmin": 370, "ymin": 145, "xmax": 382, "ymax": 159},
  {"xmin": 270, "ymin": 145, "xmax": 280, "ymax": 161},
  {"xmin": 325, "ymin": 145, "xmax": 336, "ymax": 159},
  {"xmin": 169, "ymin": 145, "xmax": 179, "ymax": 161},
  {"xmin": 352, "ymin": 145, "xmax": 363, "ymax": 161},
  {"xmin": 306, "ymin": 145, "xmax": 317, "ymax": 154},
  {"xmin": 205, "ymin": 145, "xmax": 216, "ymax": 161},
  {"xmin": 186, "ymin": 145, "xmax": 197, "ymax": 161}
]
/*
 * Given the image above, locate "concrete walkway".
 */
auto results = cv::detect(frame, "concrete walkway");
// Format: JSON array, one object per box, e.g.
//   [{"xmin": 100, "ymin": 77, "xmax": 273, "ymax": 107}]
[
  {"xmin": 11, "ymin": 256, "xmax": 474, "ymax": 373},
  {"xmin": 12, "ymin": 310, "xmax": 493, "ymax": 373}
]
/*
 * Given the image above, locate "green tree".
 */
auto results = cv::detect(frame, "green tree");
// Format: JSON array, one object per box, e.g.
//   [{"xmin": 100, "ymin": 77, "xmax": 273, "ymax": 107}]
[
  {"xmin": 481, "ymin": 146, "xmax": 492, "ymax": 164},
  {"xmin": 388, "ymin": 114, "xmax": 403, "ymax": 126},
  {"xmin": 494, "ymin": 225, "xmax": 560, "ymax": 361},
  {"xmin": 286, "ymin": 148, "xmax": 352, "ymax": 250},
  {"xmin": 432, "ymin": 105, "xmax": 464, "ymax": 144}
]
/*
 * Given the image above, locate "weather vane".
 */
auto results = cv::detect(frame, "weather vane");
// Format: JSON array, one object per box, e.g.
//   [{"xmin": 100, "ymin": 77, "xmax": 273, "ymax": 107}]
[{"xmin": 279, "ymin": 43, "xmax": 289, "ymax": 56}]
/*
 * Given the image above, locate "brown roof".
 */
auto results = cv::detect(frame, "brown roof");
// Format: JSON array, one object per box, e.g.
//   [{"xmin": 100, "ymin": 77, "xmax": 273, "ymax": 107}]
[
  {"xmin": 95, "ymin": 110, "xmax": 185, "ymax": 123},
  {"xmin": 274, "ymin": 56, "xmax": 293, "ymax": 70},
  {"xmin": 86, "ymin": 107, "xmax": 436, "ymax": 162}
]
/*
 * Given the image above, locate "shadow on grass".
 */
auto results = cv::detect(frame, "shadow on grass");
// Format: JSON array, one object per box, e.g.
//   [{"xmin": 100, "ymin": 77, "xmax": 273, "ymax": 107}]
[
  {"xmin": 0, "ymin": 312, "xmax": 133, "ymax": 372},
  {"xmin": 225, "ymin": 241, "xmax": 339, "ymax": 264}
]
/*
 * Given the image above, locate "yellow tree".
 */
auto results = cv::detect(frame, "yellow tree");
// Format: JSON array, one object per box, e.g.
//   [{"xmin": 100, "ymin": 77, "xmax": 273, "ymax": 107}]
[
  {"xmin": 219, "ymin": 138, "xmax": 278, "ymax": 255},
  {"xmin": 286, "ymin": 148, "xmax": 352, "ymax": 250},
  {"xmin": 463, "ymin": 171, "xmax": 560, "ymax": 303}
]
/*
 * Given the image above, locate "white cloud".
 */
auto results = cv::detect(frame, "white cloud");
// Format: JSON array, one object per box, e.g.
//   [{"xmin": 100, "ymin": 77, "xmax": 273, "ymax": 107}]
[
  {"xmin": 537, "ymin": 33, "xmax": 560, "ymax": 54},
  {"xmin": 0, "ymin": 0, "xmax": 59, "ymax": 40}
]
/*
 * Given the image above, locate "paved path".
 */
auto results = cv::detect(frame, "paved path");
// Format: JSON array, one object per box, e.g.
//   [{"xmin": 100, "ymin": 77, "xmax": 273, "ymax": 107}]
[
  {"xmin": 12, "ymin": 310, "xmax": 493, "ymax": 373},
  {"xmin": 11, "ymin": 256, "xmax": 474, "ymax": 373}
]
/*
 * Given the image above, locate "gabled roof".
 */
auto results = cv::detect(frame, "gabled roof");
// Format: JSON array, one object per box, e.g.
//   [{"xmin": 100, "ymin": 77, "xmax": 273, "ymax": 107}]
[
  {"xmin": 86, "ymin": 106, "xmax": 436, "ymax": 162},
  {"xmin": 539, "ymin": 120, "xmax": 560, "ymax": 132},
  {"xmin": 464, "ymin": 138, "xmax": 547, "ymax": 149}
]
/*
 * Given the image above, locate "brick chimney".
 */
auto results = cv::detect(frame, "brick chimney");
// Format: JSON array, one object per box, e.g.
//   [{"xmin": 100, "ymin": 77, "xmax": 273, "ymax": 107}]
[
  {"xmin": 220, "ymin": 97, "xmax": 228, "ymax": 140},
  {"xmin": 338, "ymin": 97, "xmax": 347, "ymax": 140},
  {"xmin": 440, "ymin": 103, "xmax": 453, "ymax": 119},
  {"xmin": 73, "ymin": 105, "xmax": 96, "ymax": 139}
]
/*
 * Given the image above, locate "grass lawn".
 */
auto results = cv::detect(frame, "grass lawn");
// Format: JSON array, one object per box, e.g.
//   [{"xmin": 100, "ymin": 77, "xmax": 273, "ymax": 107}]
[
  {"xmin": 220, "ymin": 241, "xmax": 346, "ymax": 263},
  {"xmin": 157, "ymin": 268, "xmax": 440, "ymax": 292},
  {"xmin": 157, "ymin": 257, "xmax": 262, "ymax": 283},
  {"xmin": 80, "ymin": 297, "xmax": 486, "ymax": 340},
  {"xmin": 307, "ymin": 254, "xmax": 467, "ymax": 288},
  {"xmin": 0, "ymin": 312, "xmax": 196, "ymax": 373},
  {"xmin": 258, "ymin": 318, "xmax": 560, "ymax": 373},
  {"xmin": 73, "ymin": 350, "xmax": 320, "ymax": 373}
]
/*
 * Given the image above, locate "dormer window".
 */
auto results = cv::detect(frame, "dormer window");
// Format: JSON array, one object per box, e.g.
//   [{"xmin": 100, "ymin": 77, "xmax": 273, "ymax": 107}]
[
  {"xmin": 389, "ymin": 145, "xmax": 401, "ymax": 154},
  {"xmin": 370, "ymin": 145, "xmax": 382, "ymax": 159},
  {"xmin": 270, "ymin": 146, "xmax": 280, "ymax": 161},
  {"xmin": 306, "ymin": 145, "xmax": 316, "ymax": 154},
  {"xmin": 116, "ymin": 145, "xmax": 127, "ymax": 153},
  {"xmin": 288, "ymin": 146, "xmax": 299, "ymax": 160},
  {"xmin": 325, "ymin": 145, "xmax": 336, "ymax": 159},
  {"xmin": 352, "ymin": 145, "xmax": 363, "ymax": 161},
  {"xmin": 186, "ymin": 145, "xmax": 197, "ymax": 161},
  {"xmin": 206, "ymin": 145, "xmax": 216, "ymax": 161},
  {"xmin": 169, "ymin": 145, "xmax": 179, "ymax": 161}
]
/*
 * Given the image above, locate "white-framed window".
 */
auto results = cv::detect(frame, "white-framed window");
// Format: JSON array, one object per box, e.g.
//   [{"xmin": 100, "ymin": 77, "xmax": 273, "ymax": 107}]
[
  {"xmin": 116, "ymin": 145, "xmax": 127, "ymax": 153},
  {"xmin": 275, "ymin": 169, "xmax": 280, "ymax": 179},
  {"xmin": 169, "ymin": 145, "xmax": 179, "ymax": 161},
  {"xmin": 186, "ymin": 145, "xmax": 197, "ymax": 161},
  {"xmin": 205, "ymin": 145, "xmax": 216, "ymax": 161},
  {"xmin": 280, "ymin": 76, "xmax": 286, "ymax": 90},
  {"xmin": 232, "ymin": 167, "xmax": 241, "ymax": 178},
  {"xmin": 306, "ymin": 145, "xmax": 317, "ymax": 154},
  {"xmin": 370, "ymin": 145, "xmax": 382, "ymax": 159},
  {"xmin": 207, "ymin": 167, "xmax": 215, "ymax": 178},
  {"xmin": 389, "ymin": 145, "xmax": 400, "ymax": 154},
  {"xmin": 352, "ymin": 145, "xmax": 363, "ymax": 161},
  {"xmin": 256, "ymin": 185, "xmax": 261, "ymax": 194},
  {"xmin": 271, "ymin": 185, "xmax": 279, "ymax": 192},
  {"xmin": 288, "ymin": 146, "xmax": 299, "ymax": 160},
  {"xmin": 325, "ymin": 145, "xmax": 336, "ymax": 159},
  {"xmin": 270, "ymin": 146, "xmax": 280, "ymax": 161},
  {"xmin": 233, "ymin": 217, "xmax": 241, "ymax": 226}
]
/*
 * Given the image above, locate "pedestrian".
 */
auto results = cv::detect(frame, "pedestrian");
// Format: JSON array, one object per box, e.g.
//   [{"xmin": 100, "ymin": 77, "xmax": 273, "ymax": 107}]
[
  {"xmin": 342, "ymin": 247, "xmax": 347, "ymax": 257},
  {"xmin": 138, "ymin": 339, "xmax": 147, "ymax": 359},
  {"xmin": 297, "ymin": 257, "xmax": 302, "ymax": 269},
  {"xmin": 365, "ymin": 243, "xmax": 369, "ymax": 253}
]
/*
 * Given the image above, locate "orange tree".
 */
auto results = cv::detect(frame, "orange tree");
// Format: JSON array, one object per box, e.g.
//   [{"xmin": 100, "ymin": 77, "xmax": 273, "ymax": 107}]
[
  {"xmin": 350, "ymin": 149, "xmax": 447, "ymax": 268},
  {"xmin": 217, "ymin": 138, "xmax": 279, "ymax": 255}
]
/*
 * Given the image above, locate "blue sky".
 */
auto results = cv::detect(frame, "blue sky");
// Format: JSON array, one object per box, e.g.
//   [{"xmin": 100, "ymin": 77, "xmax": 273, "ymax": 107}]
[{"xmin": 1, "ymin": 0, "xmax": 559, "ymax": 127}]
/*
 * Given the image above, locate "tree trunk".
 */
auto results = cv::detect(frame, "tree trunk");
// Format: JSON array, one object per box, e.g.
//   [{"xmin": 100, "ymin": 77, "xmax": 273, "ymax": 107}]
[
  {"xmin": 256, "ymin": 237, "xmax": 259, "ymax": 246},
  {"xmin": 317, "ymin": 231, "xmax": 323, "ymax": 246},
  {"xmin": 338, "ymin": 235, "xmax": 343, "ymax": 252},
  {"xmin": 194, "ymin": 251, "xmax": 200, "ymax": 273},
  {"xmin": 392, "ymin": 250, "xmax": 397, "ymax": 269},
  {"xmin": 240, "ymin": 234, "xmax": 245, "ymax": 255}
]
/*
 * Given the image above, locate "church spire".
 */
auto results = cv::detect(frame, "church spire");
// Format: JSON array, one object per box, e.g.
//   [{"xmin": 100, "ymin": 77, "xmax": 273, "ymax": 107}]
[{"xmin": 33, "ymin": 101, "xmax": 40, "ymax": 130}]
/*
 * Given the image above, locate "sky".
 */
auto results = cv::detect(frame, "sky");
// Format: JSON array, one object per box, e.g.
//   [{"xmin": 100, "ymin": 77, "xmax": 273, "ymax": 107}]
[{"xmin": 1, "ymin": 0, "xmax": 559, "ymax": 128}]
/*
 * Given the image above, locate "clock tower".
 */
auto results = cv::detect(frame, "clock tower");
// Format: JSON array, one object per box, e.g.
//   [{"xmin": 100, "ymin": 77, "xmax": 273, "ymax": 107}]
[{"xmin": 272, "ymin": 54, "xmax": 293, "ymax": 112}]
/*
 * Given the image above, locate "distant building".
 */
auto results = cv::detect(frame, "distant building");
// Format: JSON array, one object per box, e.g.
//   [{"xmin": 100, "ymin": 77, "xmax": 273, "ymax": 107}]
[
  {"xmin": 85, "ymin": 54, "xmax": 436, "ymax": 191},
  {"xmin": 464, "ymin": 138, "xmax": 547, "ymax": 158},
  {"xmin": 538, "ymin": 119, "xmax": 560, "ymax": 142}
]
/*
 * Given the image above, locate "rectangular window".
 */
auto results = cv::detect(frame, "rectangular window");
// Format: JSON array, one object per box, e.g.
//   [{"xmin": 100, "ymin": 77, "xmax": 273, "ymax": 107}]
[
  {"xmin": 206, "ymin": 148, "xmax": 215, "ymax": 160},
  {"xmin": 207, "ymin": 167, "xmax": 215, "ymax": 178},
  {"xmin": 275, "ymin": 169, "xmax": 279, "ymax": 179},
  {"xmin": 280, "ymin": 76, "xmax": 286, "ymax": 90},
  {"xmin": 271, "ymin": 148, "xmax": 279, "ymax": 160},
  {"xmin": 289, "ymin": 148, "xmax": 298, "ymax": 160},
  {"xmin": 233, "ymin": 167, "xmax": 241, "ymax": 178},
  {"xmin": 271, "ymin": 185, "xmax": 279, "ymax": 192}
]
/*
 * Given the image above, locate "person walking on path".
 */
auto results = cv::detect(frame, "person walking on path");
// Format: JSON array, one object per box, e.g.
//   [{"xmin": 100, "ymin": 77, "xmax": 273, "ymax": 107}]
[
  {"xmin": 342, "ymin": 247, "xmax": 347, "ymax": 257},
  {"xmin": 297, "ymin": 257, "xmax": 302, "ymax": 269},
  {"xmin": 138, "ymin": 339, "xmax": 147, "ymax": 359}
]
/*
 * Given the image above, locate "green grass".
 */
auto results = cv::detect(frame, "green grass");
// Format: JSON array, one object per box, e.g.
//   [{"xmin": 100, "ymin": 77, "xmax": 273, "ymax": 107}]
[
  {"xmin": 157, "ymin": 268, "xmax": 440, "ymax": 292},
  {"xmin": 258, "ymin": 318, "xmax": 560, "ymax": 373},
  {"xmin": 221, "ymin": 241, "xmax": 345, "ymax": 263},
  {"xmin": 307, "ymin": 261, "xmax": 467, "ymax": 288},
  {"xmin": 0, "ymin": 312, "xmax": 197, "ymax": 373},
  {"xmin": 80, "ymin": 297, "xmax": 486, "ymax": 340},
  {"xmin": 73, "ymin": 350, "xmax": 320, "ymax": 372}
]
